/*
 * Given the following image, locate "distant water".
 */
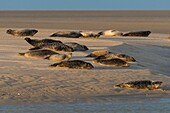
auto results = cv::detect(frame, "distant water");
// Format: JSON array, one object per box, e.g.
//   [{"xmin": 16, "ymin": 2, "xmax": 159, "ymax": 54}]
[
  {"xmin": 0, "ymin": 11, "xmax": 170, "ymax": 33},
  {"xmin": 1, "ymin": 98, "xmax": 170, "ymax": 113}
]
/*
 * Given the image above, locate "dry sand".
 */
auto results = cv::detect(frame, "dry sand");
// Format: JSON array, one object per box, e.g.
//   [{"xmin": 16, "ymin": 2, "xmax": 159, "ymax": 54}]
[{"xmin": 0, "ymin": 11, "xmax": 170, "ymax": 105}]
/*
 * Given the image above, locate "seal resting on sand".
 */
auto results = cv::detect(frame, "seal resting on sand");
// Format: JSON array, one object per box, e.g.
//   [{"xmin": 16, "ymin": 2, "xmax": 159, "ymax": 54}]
[
  {"xmin": 25, "ymin": 38, "xmax": 73, "ymax": 52},
  {"xmin": 6, "ymin": 29, "xmax": 38, "ymax": 36},
  {"xmin": 64, "ymin": 42, "xmax": 88, "ymax": 51},
  {"xmin": 86, "ymin": 50, "xmax": 110, "ymax": 57},
  {"xmin": 49, "ymin": 60, "xmax": 94, "ymax": 69},
  {"xmin": 123, "ymin": 31, "xmax": 151, "ymax": 37},
  {"xmin": 18, "ymin": 49, "xmax": 72, "ymax": 61},
  {"xmin": 44, "ymin": 53, "xmax": 72, "ymax": 61},
  {"xmin": 98, "ymin": 30, "xmax": 123, "ymax": 36},
  {"xmin": 80, "ymin": 31, "xmax": 100, "ymax": 38},
  {"xmin": 93, "ymin": 58, "xmax": 129, "ymax": 67},
  {"xmin": 18, "ymin": 49, "xmax": 59, "ymax": 59},
  {"xmin": 95, "ymin": 53, "xmax": 136, "ymax": 62},
  {"xmin": 115, "ymin": 80, "xmax": 163, "ymax": 90},
  {"xmin": 50, "ymin": 31, "xmax": 82, "ymax": 38}
]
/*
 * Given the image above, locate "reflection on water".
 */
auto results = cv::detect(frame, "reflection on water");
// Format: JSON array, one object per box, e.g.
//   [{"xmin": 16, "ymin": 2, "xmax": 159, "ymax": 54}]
[{"xmin": 0, "ymin": 98, "xmax": 170, "ymax": 113}]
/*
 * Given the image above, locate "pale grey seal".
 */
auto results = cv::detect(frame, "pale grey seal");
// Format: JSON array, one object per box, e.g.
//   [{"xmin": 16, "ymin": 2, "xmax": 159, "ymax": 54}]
[
  {"xmin": 18, "ymin": 49, "xmax": 59, "ymax": 59},
  {"xmin": 80, "ymin": 31, "xmax": 100, "ymax": 38},
  {"xmin": 98, "ymin": 30, "xmax": 123, "ymax": 36},
  {"xmin": 18, "ymin": 49, "xmax": 72, "ymax": 61},
  {"xmin": 86, "ymin": 50, "xmax": 110, "ymax": 57},
  {"xmin": 50, "ymin": 31, "xmax": 82, "ymax": 38}
]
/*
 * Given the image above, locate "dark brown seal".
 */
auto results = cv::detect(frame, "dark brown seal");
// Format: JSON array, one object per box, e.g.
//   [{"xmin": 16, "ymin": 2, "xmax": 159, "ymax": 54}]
[
  {"xmin": 49, "ymin": 60, "xmax": 94, "ymax": 69},
  {"xmin": 123, "ymin": 31, "xmax": 151, "ymax": 37},
  {"xmin": 25, "ymin": 38, "xmax": 73, "ymax": 52}
]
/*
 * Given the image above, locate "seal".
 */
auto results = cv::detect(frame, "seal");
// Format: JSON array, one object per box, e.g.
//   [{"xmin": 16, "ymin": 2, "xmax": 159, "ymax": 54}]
[
  {"xmin": 115, "ymin": 80, "xmax": 163, "ymax": 90},
  {"xmin": 80, "ymin": 31, "xmax": 100, "ymax": 38},
  {"xmin": 49, "ymin": 60, "xmax": 94, "ymax": 69},
  {"xmin": 86, "ymin": 50, "xmax": 110, "ymax": 57},
  {"xmin": 64, "ymin": 42, "xmax": 88, "ymax": 51},
  {"xmin": 93, "ymin": 58, "xmax": 129, "ymax": 67},
  {"xmin": 95, "ymin": 53, "xmax": 136, "ymax": 62},
  {"xmin": 6, "ymin": 29, "xmax": 38, "ymax": 36},
  {"xmin": 18, "ymin": 49, "xmax": 72, "ymax": 61},
  {"xmin": 123, "ymin": 31, "xmax": 151, "ymax": 37},
  {"xmin": 25, "ymin": 38, "xmax": 74, "ymax": 52},
  {"xmin": 98, "ymin": 30, "xmax": 123, "ymax": 36},
  {"xmin": 50, "ymin": 31, "xmax": 82, "ymax": 38},
  {"xmin": 18, "ymin": 49, "xmax": 59, "ymax": 59},
  {"xmin": 44, "ymin": 53, "xmax": 72, "ymax": 61}
]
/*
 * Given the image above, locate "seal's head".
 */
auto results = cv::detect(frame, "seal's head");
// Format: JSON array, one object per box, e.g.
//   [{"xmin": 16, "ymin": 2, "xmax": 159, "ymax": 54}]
[
  {"xmin": 98, "ymin": 31, "xmax": 103, "ymax": 35},
  {"xmin": 6, "ymin": 29, "xmax": 13, "ymax": 34},
  {"xmin": 84, "ymin": 62, "xmax": 94, "ymax": 69},
  {"xmin": 25, "ymin": 37, "xmax": 31, "ymax": 42},
  {"xmin": 152, "ymin": 81, "xmax": 163, "ymax": 89}
]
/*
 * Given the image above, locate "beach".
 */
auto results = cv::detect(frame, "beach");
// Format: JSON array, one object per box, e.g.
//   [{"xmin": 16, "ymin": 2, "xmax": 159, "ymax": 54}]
[{"xmin": 0, "ymin": 11, "xmax": 170, "ymax": 110}]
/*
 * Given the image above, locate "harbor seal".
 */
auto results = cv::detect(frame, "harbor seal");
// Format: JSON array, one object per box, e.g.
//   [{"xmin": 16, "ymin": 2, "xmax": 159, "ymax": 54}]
[
  {"xmin": 80, "ymin": 31, "xmax": 100, "ymax": 38},
  {"xmin": 115, "ymin": 80, "xmax": 163, "ymax": 90},
  {"xmin": 50, "ymin": 31, "xmax": 82, "ymax": 38},
  {"xmin": 49, "ymin": 60, "xmax": 94, "ymax": 69},
  {"xmin": 18, "ymin": 49, "xmax": 59, "ymax": 59},
  {"xmin": 93, "ymin": 58, "xmax": 129, "ymax": 67},
  {"xmin": 18, "ymin": 49, "xmax": 72, "ymax": 61},
  {"xmin": 98, "ymin": 30, "xmax": 123, "ymax": 36},
  {"xmin": 6, "ymin": 29, "xmax": 38, "ymax": 36},
  {"xmin": 64, "ymin": 42, "xmax": 88, "ymax": 51},
  {"xmin": 123, "ymin": 31, "xmax": 151, "ymax": 37},
  {"xmin": 86, "ymin": 50, "xmax": 110, "ymax": 57},
  {"xmin": 25, "ymin": 38, "xmax": 74, "ymax": 52},
  {"xmin": 44, "ymin": 53, "xmax": 72, "ymax": 61},
  {"xmin": 95, "ymin": 53, "xmax": 136, "ymax": 62}
]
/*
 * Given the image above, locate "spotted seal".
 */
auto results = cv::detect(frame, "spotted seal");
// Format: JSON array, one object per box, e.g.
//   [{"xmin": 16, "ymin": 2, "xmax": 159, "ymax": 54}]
[
  {"xmin": 98, "ymin": 30, "xmax": 123, "ymax": 36},
  {"xmin": 123, "ymin": 31, "xmax": 151, "ymax": 37},
  {"xmin": 64, "ymin": 42, "xmax": 88, "ymax": 51},
  {"xmin": 80, "ymin": 31, "xmax": 100, "ymax": 38},
  {"xmin": 93, "ymin": 58, "xmax": 129, "ymax": 67},
  {"xmin": 50, "ymin": 31, "xmax": 82, "ymax": 38},
  {"xmin": 49, "ymin": 60, "xmax": 94, "ymax": 69},
  {"xmin": 86, "ymin": 50, "xmax": 110, "ymax": 57},
  {"xmin": 115, "ymin": 80, "xmax": 163, "ymax": 90},
  {"xmin": 25, "ymin": 38, "xmax": 73, "ymax": 52},
  {"xmin": 6, "ymin": 29, "xmax": 38, "ymax": 36},
  {"xmin": 95, "ymin": 53, "xmax": 136, "ymax": 62},
  {"xmin": 44, "ymin": 53, "xmax": 72, "ymax": 61},
  {"xmin": 18, "ymin": 49, "xmax": 59, "ymax": 59},
  {"xmin": 18, "ymin": 49, "xmax": 72, "ymax": 61}
]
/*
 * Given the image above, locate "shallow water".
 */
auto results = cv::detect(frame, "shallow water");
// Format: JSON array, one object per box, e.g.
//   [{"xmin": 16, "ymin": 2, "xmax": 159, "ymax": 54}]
[{"xmin": 1, "ymin": 98, "xmax": 170, "ymax": 113}]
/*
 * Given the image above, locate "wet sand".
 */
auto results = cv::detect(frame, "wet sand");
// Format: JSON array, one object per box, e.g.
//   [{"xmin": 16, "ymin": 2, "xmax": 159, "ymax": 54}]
[
  {"xmin": 0, "ymin": 11, "xmax": 170, "ymax": 106},
  {"xmin": 0, "ymin": 10, "xmax": 170, "ymax": 33}
]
